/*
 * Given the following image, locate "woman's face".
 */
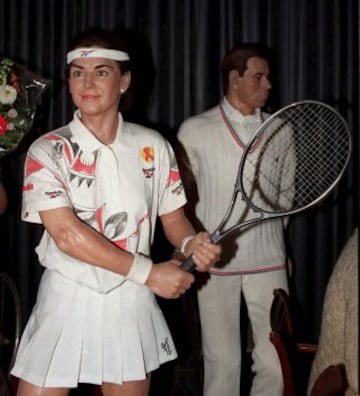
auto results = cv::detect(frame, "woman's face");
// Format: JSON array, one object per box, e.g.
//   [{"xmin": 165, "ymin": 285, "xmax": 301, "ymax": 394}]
[{"xmin": 68, "ymin": 56, "xmax": 130, "ymax": 117}]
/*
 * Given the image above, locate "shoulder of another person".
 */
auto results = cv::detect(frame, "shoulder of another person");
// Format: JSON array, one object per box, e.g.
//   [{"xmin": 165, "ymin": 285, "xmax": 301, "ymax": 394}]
[{"xmin": 179, "ymin": 105, "xmax": 222, "ymax": 134}]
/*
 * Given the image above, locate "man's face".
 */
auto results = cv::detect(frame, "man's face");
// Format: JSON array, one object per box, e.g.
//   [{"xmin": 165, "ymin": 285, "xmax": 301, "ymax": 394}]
[{"xmin": 231, "ymin": 56, "xmax": 271, "ymax": 114}]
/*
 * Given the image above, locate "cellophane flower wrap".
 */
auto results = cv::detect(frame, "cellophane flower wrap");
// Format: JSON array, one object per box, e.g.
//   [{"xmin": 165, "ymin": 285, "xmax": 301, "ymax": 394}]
[{"xmin": 0, "ymin": 57, "xmax": 50, "ymax": 158}]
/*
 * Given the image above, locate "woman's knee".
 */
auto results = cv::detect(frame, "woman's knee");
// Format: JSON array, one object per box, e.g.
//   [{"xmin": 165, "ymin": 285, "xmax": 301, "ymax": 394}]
[
  {"xmin": 16, "ymin": 379, "xmax": 70, "ymax": 396},
  {"xmin": 101, "ymin": 375, "xmax": 151, "ymax": 396}
]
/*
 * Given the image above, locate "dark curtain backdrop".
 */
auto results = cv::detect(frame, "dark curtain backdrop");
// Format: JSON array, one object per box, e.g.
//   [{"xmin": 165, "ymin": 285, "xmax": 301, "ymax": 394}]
[{"xmin": 0, "ymin": 0, "xmax": 358, "ymax": 343}]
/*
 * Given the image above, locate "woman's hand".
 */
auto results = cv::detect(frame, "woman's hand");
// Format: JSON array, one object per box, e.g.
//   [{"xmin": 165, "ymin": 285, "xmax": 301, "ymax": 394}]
[{"xmin": 146, "ymin": 260, "xmax": 194, "ymax": 299}]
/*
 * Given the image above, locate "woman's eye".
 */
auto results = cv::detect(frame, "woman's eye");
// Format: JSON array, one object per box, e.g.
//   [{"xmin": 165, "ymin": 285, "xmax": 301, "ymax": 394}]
[
  {"xmin": 96, "ymin": 70, "xmax": 108, "ymax": 77},
  {"xmin": 73, "ymin": 70, "xmax": 83, "ymax": 77}
]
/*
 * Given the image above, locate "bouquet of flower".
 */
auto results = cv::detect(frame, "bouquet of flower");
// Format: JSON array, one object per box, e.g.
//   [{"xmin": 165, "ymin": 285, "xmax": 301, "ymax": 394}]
[{"xmin": 0, "ymin": 57, "xmax": 50, "ymax": 158}]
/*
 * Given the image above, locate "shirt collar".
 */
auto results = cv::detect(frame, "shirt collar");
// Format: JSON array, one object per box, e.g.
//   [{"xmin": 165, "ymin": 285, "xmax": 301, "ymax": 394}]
[
  {"xmin": 221, "ymin": 97, "xmax": 262, "ymax": 124},
  {"xmin": 68, "ymin": 110, "xmax": 132, "ymax": 151}
]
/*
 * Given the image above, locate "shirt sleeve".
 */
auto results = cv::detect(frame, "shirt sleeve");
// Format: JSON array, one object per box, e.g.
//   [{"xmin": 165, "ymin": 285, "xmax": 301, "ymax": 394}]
[
  {"xmin": 22, "ymin": 138, "xmax": 72, "ymax": 224},
  {"xmin": 157, "ymin": 139, "xmax": 187, "ymax": 216}
]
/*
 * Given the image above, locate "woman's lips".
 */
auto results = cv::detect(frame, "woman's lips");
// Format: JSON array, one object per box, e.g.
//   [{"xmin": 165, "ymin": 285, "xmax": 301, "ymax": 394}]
[{"xmin": 81, "ymin": 95, "xmax": 100, "ymax": 100}]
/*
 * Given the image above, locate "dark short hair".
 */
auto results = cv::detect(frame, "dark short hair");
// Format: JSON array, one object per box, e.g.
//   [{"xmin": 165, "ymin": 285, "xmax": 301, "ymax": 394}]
[
  {"xmin": 221, "ymin": 43, "xmax": 272, "ymax": 94},
  {"xmin": 66, "ymin": 26, "xmax": 132, "ymax": 109},
  {"xmin": 66, "ymin": 26, "xmax": 131, "ymax": 75}
]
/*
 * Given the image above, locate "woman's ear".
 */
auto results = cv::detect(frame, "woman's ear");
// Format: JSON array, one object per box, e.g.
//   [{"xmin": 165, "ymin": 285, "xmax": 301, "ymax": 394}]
[{"xmin": 120, "ymin": 71, "xmax": 131, "ymax": 94}]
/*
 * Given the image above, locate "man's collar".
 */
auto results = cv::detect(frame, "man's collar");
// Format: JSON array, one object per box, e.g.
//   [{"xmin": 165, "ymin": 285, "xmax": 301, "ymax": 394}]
[{"xmin": 221, "ymin": 97, "xmax": 262, "ymax": 122}]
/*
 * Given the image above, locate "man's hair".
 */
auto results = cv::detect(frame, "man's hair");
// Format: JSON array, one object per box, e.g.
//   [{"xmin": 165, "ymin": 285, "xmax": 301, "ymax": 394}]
[{"xmin": 221, "ymin": 43, "xmax": 272, "ymax": 94}]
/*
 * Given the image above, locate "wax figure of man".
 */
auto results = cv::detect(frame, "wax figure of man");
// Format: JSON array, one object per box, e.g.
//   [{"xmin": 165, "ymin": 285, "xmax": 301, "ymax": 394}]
[{"xmin": 177, "ymin": 43, "xmax": 288, "ymax": 396}]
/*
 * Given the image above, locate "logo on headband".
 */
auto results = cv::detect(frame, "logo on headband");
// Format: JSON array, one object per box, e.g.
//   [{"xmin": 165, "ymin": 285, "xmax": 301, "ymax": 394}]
[
  {"xmin": 67, "ymin": 48, "xmax": 130, "ymax": 64},
  {"xmin": 79, "ymin": 50, "xmax": 96, "ymax": 58}
]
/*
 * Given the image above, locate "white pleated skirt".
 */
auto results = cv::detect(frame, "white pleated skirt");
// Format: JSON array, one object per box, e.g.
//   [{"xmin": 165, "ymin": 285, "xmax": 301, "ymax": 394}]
[{"xmin": 11, "ymin": 269, "xmax": 177, "ymax": 387}]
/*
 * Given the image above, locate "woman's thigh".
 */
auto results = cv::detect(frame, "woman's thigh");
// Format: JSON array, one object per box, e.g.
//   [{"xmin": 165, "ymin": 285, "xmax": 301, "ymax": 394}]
[
  {"xmin": 16, "ymin": 380, "xmax": 70, "ymax": 396},
  {"xmin": 101, "ymin": 376, "xmax": 151, "ymax": 396},
  {"xmin": 17, "ymin": 377, "xmax": 151, "ymax": 396}
]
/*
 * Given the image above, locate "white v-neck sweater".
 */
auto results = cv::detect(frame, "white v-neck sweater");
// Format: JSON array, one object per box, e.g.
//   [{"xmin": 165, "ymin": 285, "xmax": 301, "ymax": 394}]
[{"xmin": 178, "ymin": 99, "xmax": 288, "ymax": 274}]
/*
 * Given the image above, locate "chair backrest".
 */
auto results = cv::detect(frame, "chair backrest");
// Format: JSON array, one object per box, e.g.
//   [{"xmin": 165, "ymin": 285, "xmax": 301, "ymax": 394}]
[
  {"xmin": 270, "ymin": 288, "xmax": 318, "ymax": 396},
  {"xmin": 269, "ymin": 288, "xmax": 296, "ymax": 396}
]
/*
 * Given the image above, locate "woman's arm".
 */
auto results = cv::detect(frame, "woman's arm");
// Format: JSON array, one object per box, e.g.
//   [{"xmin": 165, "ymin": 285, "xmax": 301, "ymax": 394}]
[
  {"xmin": 40, "ymin": 206, "xmax": 134, "ymax": 274},
  {"xmin": 160, "ymin": 207, "xmax": 221, "ymax": 271},
  {"xmin": 40, "ymin": 206, "xmax": 198, "ymax": 299}
]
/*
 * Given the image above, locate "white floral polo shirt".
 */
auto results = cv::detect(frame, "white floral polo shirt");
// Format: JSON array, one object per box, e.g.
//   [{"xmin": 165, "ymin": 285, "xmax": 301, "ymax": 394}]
[{"xmin": 22, "ymin": 111, "xmax": 186, "ymax": 293}]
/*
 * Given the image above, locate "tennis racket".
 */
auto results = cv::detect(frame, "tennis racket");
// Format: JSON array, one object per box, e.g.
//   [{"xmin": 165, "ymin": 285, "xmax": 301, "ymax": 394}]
[{"xmin": 180, "ymin": 100, "xmax": 352, "ymax": 272}]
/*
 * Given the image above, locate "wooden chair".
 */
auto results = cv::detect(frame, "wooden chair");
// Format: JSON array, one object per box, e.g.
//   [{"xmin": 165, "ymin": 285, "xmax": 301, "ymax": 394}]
[
  {"xmin": 310, "ymin": 364, "xmax": 348, "ymax": 396},
  {"xmin": 269, "ymin": 288, "xmax": 317, "ymax": 396}
]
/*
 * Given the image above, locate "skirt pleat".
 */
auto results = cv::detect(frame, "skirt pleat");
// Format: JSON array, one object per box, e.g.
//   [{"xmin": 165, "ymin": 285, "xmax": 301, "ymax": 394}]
[
  {"xmin": 78, "ymin": 292, "xmax": 103, "ymax": 384},
  {"xmin": 11, "ymin": 269, "xmax": 177, "ymax": 387}
]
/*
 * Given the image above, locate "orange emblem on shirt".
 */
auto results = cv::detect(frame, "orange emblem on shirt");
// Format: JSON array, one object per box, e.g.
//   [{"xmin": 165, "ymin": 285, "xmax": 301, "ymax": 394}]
[{"xmin": 140, "ymin": 146, "xmax": 154, "ymax": 163}]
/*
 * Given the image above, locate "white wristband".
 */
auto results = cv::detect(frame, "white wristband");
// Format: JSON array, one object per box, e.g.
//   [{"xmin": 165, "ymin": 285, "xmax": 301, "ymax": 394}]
[
  {"xmin": 126, "ymin": 253, "xmax": 153, "ymax": 285},
  {"xmin": 180, "ymin": 235, "xmax": 195, "ymax": 255}
]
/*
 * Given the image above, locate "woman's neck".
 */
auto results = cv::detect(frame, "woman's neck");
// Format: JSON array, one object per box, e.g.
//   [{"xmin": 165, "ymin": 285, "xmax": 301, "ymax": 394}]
[{"xmin": 80, "ymin": 111, "xmax": 120, "ymax": 145}]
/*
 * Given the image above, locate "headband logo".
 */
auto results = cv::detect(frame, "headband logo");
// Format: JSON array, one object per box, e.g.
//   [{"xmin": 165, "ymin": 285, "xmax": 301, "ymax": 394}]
[
  {"xmin": 80, "ymin": 50, "xmax": 96, "ymax": 58},
  {"xmin": 66, "ymin": 48, "xmax": 130, "ymax": 64}
]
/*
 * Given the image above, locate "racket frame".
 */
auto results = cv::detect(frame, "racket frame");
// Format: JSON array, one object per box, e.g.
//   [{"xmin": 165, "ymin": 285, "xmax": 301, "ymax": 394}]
[{"xmin": 182, "ymin": 100, "xmax": 352, "ymax": 268}]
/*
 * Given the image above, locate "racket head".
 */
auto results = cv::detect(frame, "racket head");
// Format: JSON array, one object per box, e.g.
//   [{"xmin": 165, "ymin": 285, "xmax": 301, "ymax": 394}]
[{"xmin": 238, "ymin": 100, "xmax": 352, "ymax": 216}]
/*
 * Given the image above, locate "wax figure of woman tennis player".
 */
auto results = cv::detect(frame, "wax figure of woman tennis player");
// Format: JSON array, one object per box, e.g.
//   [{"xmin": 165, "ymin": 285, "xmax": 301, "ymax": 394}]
[{"xmin": 10, "ymin": 26, "xmax": 221, "ymax": 396}]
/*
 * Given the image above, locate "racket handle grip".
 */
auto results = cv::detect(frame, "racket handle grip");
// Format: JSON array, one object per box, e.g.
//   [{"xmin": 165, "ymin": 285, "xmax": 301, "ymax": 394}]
[{"xmin": 179, "ymin": 255, "xmax": 196, "ymax": 272}]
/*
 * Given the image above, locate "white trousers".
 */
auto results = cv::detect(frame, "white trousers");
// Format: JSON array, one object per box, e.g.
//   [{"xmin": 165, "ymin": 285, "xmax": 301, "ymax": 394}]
[{"xmin": 197, "ymin": 269, "xmax": 288, "ymax": 396}]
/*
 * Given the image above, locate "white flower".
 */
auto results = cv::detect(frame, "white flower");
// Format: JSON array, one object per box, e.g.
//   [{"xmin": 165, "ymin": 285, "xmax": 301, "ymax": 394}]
[
  {"xmin": 0, "ymin": 84, "xmax": 17, "ymax": 105},
  {"xmin": 7, "ymin": 108, "xmax": 18, "ymax": 118}
]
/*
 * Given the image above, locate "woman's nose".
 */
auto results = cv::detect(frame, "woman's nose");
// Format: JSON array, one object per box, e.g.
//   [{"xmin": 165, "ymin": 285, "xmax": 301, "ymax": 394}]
[{"xmin": 84, "ymin": 72, "xmax": 95, "ymax": 88}]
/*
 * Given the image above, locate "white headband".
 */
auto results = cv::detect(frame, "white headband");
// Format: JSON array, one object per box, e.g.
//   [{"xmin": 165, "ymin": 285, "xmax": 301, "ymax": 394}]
[{"xmin": 66, "ymin": 48, "xmax": 130, "ymax": 64}]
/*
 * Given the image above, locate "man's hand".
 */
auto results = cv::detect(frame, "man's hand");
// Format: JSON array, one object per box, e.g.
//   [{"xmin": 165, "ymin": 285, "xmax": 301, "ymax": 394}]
[{"xmin": 185, "ymin": 232, "xmax": 222, "ymax": 272}]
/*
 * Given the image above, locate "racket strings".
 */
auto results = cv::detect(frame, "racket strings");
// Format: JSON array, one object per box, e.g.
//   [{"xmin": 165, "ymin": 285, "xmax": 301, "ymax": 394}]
[
  {"xmin": 242, "ymin": 102, "xmax": 350, "ymax": 214},
  {"xmin": 292, "ymin": 105, "xmax": 350, "ymax": 207}
]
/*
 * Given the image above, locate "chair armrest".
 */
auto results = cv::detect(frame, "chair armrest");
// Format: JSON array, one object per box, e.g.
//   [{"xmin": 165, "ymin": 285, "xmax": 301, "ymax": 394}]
[{"xmin": 296, "ymin": 343, "xmax": 317, "ymax": 354}]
